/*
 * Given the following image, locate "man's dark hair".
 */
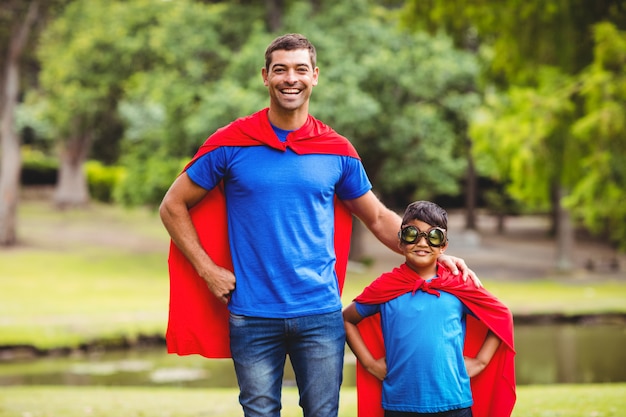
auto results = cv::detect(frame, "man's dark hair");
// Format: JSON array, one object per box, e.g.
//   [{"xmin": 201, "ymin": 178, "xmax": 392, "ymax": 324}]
[
  {"xmin": 264, "ymin": 33, "xmax": 317, "ymax": 71},
  {"xmin": 401, "ymin": 201, "xmax": 448, "ymax": 230}
]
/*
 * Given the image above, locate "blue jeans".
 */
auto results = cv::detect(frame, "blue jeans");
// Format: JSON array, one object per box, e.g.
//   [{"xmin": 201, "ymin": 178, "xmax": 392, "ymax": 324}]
[{"xmin": 229, "ymin": 310, "xmax": 345, "ymax": 417}]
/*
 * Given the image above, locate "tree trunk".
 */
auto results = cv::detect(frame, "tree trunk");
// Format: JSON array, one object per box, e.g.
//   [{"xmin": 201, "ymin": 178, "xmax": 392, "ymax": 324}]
[
  {"xmin": 555, "ymin": 186, "xmax": 574, "ymax": 272},
  {"xmin": 53, "ymin": 133, "xmax": 92, "ymax": 208},
  {"xmin": 264, "ymin": 0, "xmax": 283, "ymax": 32},
  {"xmin": 349, "ymin": 216, "xmax": 365, "ymax": 262},
  {"xmin": 464, "ymin": 138, "xmax": 477, "ymax": 230},
  {"xmin": 0, "ymin": 1, "xmax": 39, "ymax": 246}
]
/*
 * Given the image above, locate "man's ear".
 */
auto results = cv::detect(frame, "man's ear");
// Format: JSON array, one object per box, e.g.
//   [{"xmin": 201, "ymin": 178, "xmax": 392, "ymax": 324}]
[{"xmin": 261, "ymin": 67, "xmax": 269, "ymax": 86}]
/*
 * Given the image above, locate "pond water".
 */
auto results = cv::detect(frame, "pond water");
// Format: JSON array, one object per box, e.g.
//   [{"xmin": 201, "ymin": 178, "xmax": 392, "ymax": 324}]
[{"xmin": 1, "ymin": 323, "xmax": 625, "ymax": 387}]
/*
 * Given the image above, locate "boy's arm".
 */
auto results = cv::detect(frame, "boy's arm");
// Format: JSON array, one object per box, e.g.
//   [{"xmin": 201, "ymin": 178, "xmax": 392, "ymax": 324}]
[
  {"xmin": 343, "ymin": 303, "xmax": 387, "ymax": 381},
  {"xmin": 464, "ymin": 330, "xmax": 502, "ymax": 377}
]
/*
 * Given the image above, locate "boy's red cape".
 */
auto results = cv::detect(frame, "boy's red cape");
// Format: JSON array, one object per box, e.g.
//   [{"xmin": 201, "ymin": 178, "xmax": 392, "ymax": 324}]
[
  {"xmin": 166, "ymin": 108, "xmax": 358, "ymax": 358},
  {"xmin": 353, "ymin": 263, "xmax": 516, "ymax": 417}
]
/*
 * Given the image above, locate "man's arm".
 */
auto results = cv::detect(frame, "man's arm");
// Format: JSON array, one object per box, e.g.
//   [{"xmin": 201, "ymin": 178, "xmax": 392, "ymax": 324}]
[
  {"xmin": 464, "ymin": 330, "xmax": 502, "ymax": 377},
  {"xmin": 159, "ymin": 173, "xmax": 236, "ymax": 304},
  {"xmin": 342, "ymin": 190, "xmax": 403, "ymax": 254},
  {"xmin": 343, "ymin": 303, "xmax": 387, "ymax": 381},
  {"xmin": 342, "ymin": 191, "xmax": 480, "ymax": 286}
]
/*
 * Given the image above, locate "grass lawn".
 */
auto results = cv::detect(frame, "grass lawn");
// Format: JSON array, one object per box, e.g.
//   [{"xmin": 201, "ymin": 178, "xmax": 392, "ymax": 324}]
[
  {"xmin": 0, "ymin": 201, "xmax": 171, "ymax": 349},
  {"xmin": 1, "ymin": 200, "xmax": 626, "ymax": 349},
  {"xmin": 0, "ymin": 384, "xmax": 625, "ymax": 417}
]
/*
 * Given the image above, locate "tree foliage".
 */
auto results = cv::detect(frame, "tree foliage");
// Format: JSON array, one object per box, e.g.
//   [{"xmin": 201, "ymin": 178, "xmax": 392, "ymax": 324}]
[
  {"xmin": 300, "ymin": 2, "xmax": 480, "ymax": 201},
  {"xmin": 27, "ymin": 0, "xmax": 479, "ymax": 207},
  {"xmin": 471, "ymin": 68, "xmax": 576, "ymax": 210},
  {"xmin": 31, "ymin": 0, "xmax": 264, "ymax": 206},
  {"xmin": 471, "ymin": 22, "xmax": 626, "ymax": 248},
  {"xmin": 214, "ymin": 0, "xmax": 480, "ymax": 203},
  {"xmin": 402, "ymin": 0, "xmax": 626, "ymax": 250},
  {"xmin": 400, "ymin": 0, "xmax": 625, "ymax": 85},
  {"xmin": 565, "ymin": 23, "xmax": 626, "ymax": 248}
]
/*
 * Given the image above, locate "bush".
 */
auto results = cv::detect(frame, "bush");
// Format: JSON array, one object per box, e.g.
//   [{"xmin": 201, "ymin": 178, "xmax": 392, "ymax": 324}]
[
  {"xmin": 21, "ymin": 147, "xmax": 58, "ymax": 185},
  {"xmin": 114, "ymin": 154, "xmax": 186, "ymax": 208},
  {"xmin": 85, "ymin": 160, "xmax": 126, "ymax": 203}
]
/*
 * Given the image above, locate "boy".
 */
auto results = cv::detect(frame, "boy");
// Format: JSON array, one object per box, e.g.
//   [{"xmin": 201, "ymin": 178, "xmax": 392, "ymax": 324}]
[{"xmin": 343, "ymin": 201, "xmax": 516, "ymax": 417}]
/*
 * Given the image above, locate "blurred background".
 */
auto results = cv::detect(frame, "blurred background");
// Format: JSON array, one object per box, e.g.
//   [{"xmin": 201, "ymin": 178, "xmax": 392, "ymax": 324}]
[
  {"xmin": 1, "ymin": 0, "xmax": 625, "ymax": 416},
  {"xmin": 3, "ymin": 0, "xmax": 626, "ymax": 259}
]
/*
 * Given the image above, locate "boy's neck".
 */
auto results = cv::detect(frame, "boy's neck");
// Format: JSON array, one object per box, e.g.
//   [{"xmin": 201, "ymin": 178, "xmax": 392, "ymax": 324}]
[{"xmin": 406, "ymin": 262, "xmax": 438, "ymax": 279}]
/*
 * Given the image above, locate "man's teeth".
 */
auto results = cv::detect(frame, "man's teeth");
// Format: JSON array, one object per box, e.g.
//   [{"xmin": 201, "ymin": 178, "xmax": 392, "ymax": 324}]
[{"xmin": 282, "ymin": 89, "xmax": 300, "ymax": 94}]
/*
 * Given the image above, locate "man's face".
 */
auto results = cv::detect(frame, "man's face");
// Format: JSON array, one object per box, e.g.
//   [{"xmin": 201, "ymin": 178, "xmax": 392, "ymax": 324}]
[{"xmin": 262, "ymin": 49, "xmax": 319, "ymax": 113}]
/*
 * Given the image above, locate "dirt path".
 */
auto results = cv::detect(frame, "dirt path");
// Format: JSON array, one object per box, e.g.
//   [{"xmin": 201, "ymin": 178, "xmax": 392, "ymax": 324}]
[{"xmin": 15, "ymin": 197, "xmax": 626, "ymax": 283}]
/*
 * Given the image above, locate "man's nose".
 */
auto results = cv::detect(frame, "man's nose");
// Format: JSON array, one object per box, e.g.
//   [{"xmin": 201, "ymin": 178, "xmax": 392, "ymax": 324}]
[{"xmin": 284, "ymin": 69, "xmax": 298, "ymax": 83}]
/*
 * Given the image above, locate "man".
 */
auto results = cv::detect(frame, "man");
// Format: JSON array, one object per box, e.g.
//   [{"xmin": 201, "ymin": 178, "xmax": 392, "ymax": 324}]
[{"xmin": 160, "ymin": 33, "xmax": 478, "ymax": 417}]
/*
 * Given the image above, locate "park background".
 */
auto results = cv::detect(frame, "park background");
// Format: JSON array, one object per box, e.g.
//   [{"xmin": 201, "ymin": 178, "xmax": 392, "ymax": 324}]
[{"xmin": 1, "ymin": 0, "xmax": 626, "ymax": 416}]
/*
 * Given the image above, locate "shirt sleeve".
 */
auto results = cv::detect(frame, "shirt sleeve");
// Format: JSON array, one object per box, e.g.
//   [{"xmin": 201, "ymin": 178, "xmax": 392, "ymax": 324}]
[
  {"xmin": 335, "ymin": 156, "xmax": 372, "ymax": 200},
  {"xmin": 185, "ymin": 149, "xmax": 227, "ymax": 191},
  {"xmin": 355, "ymin": 301, "xmax": 380, "ymax": 318}
]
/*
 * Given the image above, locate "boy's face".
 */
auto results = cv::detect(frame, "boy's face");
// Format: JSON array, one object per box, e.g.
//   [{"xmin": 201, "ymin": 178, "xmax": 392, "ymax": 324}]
[{"xmin": 398, "ymin": 219, "xmax": 448, "ymax": 273}]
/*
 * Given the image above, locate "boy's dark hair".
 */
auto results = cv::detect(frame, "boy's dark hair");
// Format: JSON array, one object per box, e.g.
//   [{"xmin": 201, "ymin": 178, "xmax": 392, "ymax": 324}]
[
  {"xmin": 401, "ymin": 201, "xmax": 448, "ymax": 230},
  {"xmin": 264, "ymin": 33, "xmax": 317, "ymax": 71}
]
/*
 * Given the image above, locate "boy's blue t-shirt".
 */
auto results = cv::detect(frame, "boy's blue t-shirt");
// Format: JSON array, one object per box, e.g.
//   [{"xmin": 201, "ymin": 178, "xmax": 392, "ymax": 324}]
[
  {"xmin": 356, "ymin": 287, "xmax": 474, "ymax": 413},
  {"xmin": 186, "ymin": 133, "xmax": 371, "ymax": 318}
]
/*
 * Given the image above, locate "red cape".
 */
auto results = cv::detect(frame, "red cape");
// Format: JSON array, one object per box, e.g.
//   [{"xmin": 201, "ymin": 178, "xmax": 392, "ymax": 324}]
[
  {"xmin": 166, "ymin": 108, "xmax": 358, "ymax": 358},
  {"xmin": 353, "ymin": 263, "xmax": 516, "ymax": 417}
]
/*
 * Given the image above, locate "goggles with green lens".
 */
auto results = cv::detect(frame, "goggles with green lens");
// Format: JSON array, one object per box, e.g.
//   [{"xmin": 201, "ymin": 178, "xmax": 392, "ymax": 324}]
[{"xmin": 398, "ymin": 225, "xmax": 447, "ymax": 247}]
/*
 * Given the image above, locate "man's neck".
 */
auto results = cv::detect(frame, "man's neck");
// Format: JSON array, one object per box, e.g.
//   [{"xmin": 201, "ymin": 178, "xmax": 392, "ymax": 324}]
[{"xmin": 267, "ymin": 107, "xmax": 309, "ymax": 131}]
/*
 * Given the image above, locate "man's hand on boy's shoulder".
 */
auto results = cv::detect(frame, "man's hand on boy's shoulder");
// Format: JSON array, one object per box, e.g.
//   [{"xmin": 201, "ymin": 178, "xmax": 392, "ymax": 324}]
[{"xmin": 438, "ymin": 254, "xmax": 482, "ymax": 288}]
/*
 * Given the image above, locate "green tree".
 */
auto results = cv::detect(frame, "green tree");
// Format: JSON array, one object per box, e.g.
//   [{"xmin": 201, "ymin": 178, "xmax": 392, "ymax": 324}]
[
  {"xmin": 27, "ymin": 0, "xmax": 480, "ymax": 216},
  {"xmin": 0, "ymin": 1, "xmax": 39, "ymax": 245},
  {"xmin": 0, "ymin": 0, "xmax": 67, "ymax": 245},
  {"xmin": 402, "ymin": 0, "xmax": 626, "ymax": 264},
  {"xmin": 34, "ymin": 0, "xmax": 254, "ymax": 207},
  {"xmin": 38, "ymin": 0, "xmax": 180, "ymax": 206},
  {"xmin": 471, "ymin": 68, "xmax": 579, "ymax": 267},
  {"xmin": 116, "ymin": 0, "xmax": 480, "ymax": 209},
  {"xmin": 284, "ymin": 1, "xmax": 480, "ymax": 203},
  {"xmin": 565, "ymin": 22, "xmax": 626, "ymax": 250}
]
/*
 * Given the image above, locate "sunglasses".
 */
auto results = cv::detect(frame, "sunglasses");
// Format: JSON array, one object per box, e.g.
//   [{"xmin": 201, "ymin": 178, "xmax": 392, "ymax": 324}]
[{"xmin": 398, "ymin": 225, "xmax": 447, "ymax": 247}]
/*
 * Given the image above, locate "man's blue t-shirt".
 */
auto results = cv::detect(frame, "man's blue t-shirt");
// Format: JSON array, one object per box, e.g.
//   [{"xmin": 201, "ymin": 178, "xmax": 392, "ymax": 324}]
[
  {"xmin": 356, "ymin": 287, "xmax": 474, "ymax": 413},
  {"xmin": 186, "ymin": 136, "xmax": 371, "ymax": 318}
]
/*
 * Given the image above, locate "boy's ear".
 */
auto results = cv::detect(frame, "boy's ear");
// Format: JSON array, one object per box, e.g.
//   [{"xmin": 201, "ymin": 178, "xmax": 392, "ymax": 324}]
[{"xmin": 397, "ymin": 240, "xmax": 403, "ymax": 252}]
